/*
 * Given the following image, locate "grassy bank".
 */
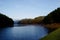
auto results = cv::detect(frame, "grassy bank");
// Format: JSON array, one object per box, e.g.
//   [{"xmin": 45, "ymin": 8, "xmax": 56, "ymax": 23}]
[{"xmin": 40, "ymin": 28, "xmax": 60, "ymax": 40}]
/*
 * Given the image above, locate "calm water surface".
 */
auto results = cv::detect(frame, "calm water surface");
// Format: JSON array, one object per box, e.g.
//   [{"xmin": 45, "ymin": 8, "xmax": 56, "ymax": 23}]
[{"xmin": 0, "ymin": 25, "xmax": 48, "ymax": 40}]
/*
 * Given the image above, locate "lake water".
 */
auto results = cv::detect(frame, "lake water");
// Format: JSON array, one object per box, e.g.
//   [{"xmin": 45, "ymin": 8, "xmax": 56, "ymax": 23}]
[{"xmin": 0, "ymin": 25, "xmax": 48, "ymax": 40}]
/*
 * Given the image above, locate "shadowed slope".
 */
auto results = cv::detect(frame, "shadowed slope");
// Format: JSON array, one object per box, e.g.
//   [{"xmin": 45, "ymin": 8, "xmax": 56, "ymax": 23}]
[{"xmin": 0, "ymin": 13, "xmax": 14, "ymax": 27}]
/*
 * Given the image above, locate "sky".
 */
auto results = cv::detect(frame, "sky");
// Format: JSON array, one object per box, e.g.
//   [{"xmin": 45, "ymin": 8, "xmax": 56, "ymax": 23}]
[{"xmin": 0, "ymin": 0, "xmax": 60, "ymax": 20}]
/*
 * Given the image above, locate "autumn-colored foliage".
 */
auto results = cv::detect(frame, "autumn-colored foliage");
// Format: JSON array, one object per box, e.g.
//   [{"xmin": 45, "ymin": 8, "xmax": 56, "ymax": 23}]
[{"xmin": 18, "ymin": 16, "xmax": 45, "ymax": 25}]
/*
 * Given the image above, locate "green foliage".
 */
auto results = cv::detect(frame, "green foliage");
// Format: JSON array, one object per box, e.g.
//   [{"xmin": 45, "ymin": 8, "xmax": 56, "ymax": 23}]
[
  {"xmin": 0, "ymin": 13, "xmax": 14, "ymax": 27},
  {"xmin": 42, "ymin": 7, "xmax": 60, "ymax": 24},
  {"xmin": 40, "ymin": 28, "xmax": 60, "ymax": 40}
]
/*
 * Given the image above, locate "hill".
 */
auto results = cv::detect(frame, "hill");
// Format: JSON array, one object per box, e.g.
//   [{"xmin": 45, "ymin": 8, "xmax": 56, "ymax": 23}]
[
  {"xmin": 18, "ymin": 16, "xmax": 45, "ymax": 25},
  {"xmin": 0, "ymin": 13, "xmax": 14, "ymax": 27},
  {"xmin": 41, "ymin": 7, "xmax": 60, "ymax": 31}
]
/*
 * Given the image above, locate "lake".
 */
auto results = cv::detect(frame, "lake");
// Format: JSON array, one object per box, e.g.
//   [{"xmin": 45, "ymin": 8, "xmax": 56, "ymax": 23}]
[{"xmin": 0, "ymin": 25, "xmax": 48, "ymax": 40}]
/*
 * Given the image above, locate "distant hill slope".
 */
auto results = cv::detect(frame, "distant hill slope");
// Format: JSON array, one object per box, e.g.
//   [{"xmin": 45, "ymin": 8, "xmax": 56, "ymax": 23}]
[
  {"xmin": 18, "ymin": 16, "xmax": 45, "ymax": 25},
  {"xmin": 40, "ymin": 28, "xmax": 60, "ymax": 40},
  {"xmin": 32, "ymin": 16, "xmax": 45, "ymax": 24}
]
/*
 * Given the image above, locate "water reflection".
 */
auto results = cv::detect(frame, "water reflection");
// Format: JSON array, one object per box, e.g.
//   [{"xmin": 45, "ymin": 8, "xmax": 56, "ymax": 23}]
[{"xmin": 0, "ymin": 25, "xmax": 48, "ymax": 40}]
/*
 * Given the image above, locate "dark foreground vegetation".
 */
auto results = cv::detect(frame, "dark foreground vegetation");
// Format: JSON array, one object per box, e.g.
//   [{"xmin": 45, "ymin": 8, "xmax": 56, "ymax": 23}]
[{"xmin": 0, "ymin": 13, "xmax": 14, "ymax": 28}]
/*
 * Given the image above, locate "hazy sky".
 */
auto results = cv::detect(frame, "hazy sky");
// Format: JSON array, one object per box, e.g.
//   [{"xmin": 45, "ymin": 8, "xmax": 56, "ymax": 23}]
[{"xmin": 0, "ymin": 0, "xmax": 60, "ymax": 20}]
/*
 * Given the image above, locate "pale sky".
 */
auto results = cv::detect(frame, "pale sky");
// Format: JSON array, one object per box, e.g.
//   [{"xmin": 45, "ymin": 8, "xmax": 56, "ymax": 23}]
[{"xmin": 0, "ymin": 0, "xmax": 60, "ymax": 20}]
